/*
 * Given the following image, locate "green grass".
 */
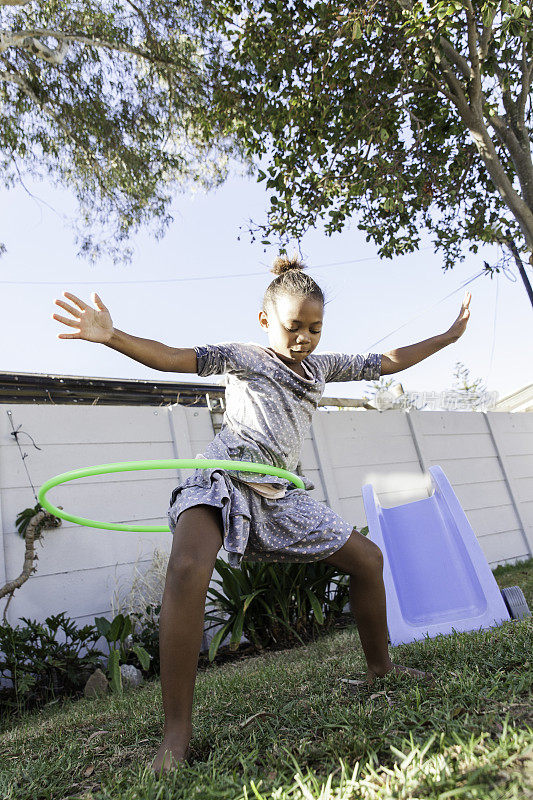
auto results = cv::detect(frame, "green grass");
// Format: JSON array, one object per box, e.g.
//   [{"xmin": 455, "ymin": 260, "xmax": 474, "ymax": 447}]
[{"xmin": 1, "ymin": 559, "xmax": 532, "ymax": 800}]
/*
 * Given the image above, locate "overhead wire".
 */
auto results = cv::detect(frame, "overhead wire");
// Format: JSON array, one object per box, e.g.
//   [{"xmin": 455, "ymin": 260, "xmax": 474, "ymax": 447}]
[
  {"xmin": 363, "ymin": 268, "xmax": 486, "ymax": 351},
  {"xmin": 484, "ymin": 252, "xmax": 517, "ymax": 384},
  {"xmin": 0, "ymin": 247, "xmax": 436, "ymax": 285},
  {"xmin": 486, "ymin": 271, "xmax": 499, "ymax": 382},
  {"xmin": 363, "ymin": 255, "xmax": 519, "ymax": 392},
  {"xmin": 2, "ymin": 243, "xmax": 518, "ymax": 380}
]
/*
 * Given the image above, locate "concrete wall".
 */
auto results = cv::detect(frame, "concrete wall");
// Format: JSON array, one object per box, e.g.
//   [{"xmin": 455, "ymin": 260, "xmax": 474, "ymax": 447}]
[{"xmin": 1, "ymin": 403, "xmax": 531, "ymax": 684}]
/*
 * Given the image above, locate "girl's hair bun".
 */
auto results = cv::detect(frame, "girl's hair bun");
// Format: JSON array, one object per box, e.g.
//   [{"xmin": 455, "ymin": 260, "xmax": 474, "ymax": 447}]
[{"xmin": 271, "ymin": 252, "xmax": 307, "ymax": 276}]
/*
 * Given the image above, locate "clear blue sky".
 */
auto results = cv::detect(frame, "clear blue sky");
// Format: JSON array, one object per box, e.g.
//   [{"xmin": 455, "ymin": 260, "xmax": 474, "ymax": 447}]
[{"xmin": 1, "ymin": 161, "xmax": 531, "ymax": 402}]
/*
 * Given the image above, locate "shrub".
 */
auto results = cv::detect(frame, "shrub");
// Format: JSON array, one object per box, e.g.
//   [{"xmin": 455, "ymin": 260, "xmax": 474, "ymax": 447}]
[
  {"xmin": 204, "ymin": 559, "xmax": 351, "ymax": 662},
  {"xmin": 127, "ymin": 603, "xmax": 161, "ymax": 679},
  {"xmin": 93, "ymin": 612, "xmax": 151, "ymax": 696},
  {"xmin": 0, "ymin": 612, "xmax": 105, "ymax": 718}
]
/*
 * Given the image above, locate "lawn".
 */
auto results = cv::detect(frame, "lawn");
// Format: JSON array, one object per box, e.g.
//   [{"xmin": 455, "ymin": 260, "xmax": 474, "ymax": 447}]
[{"xmin": 1, "ymin": 558, "xmax": 532, "ymax": 800}]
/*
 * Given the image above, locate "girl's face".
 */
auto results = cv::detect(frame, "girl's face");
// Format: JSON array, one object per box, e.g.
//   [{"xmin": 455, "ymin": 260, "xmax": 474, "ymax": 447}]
[{"xmin": 258, "ymin": 295, "xmax": 323, "ymax": 366}]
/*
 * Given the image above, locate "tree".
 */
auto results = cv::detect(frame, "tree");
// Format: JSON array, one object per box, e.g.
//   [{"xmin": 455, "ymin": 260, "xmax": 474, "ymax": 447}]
[
  {"xmin": 368, "ymin": 374, "xmax": 403, "ymax": 399},
  {"xmin": 203, "ymin": 0, "xmax": 533, "ymax": 304},
  {"xmin": 452, "ymin": 359, "xmax": 487, "ymax": 394},
  {"xmin": 0, "ymin": 0, "xmax": 245, "ymax": 262}
]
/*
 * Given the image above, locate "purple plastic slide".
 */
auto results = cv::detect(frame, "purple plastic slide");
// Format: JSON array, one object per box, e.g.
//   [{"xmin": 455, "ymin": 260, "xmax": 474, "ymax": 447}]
[{"xmin": 362, "ymin": 465, "xmax": 511, "ymax": 646}]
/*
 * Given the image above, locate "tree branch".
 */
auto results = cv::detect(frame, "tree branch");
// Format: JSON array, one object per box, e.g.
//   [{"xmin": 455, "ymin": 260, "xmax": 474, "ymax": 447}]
[
  {"xmin": 493, "ymin": 60, "xmax": 521, "ymax": 130},
  {"xmin": 436, "ymin": 34, "xmax": 470, "ymax": 80},
  {"xmin": 420, "ymin": 66, "xmax": 453, "ymax": 103},
  {"xmin": 0, "ymin": 57, "xmax": 120, "ymax": 205},
  {"xmin": 124, "ymin": 0, "xmax": 178, "ymax": 138},
  {"xmin": 0, "ymin": 27, "xmax": 192, "ymax": 72},
  {"xmin": 0, "ymin": 60, "xmax": 79, "ymax": 142},
  {"xmin": 518, "ymin": 38, "xmax": 533, "ymax": 126},
  {"xmin": 0, "ymin": 33, "xmax": 70, "ymax": 65},
  {"xmin": 485, "ymin": 106, "xmax": 533, "ymax": 206},
  {"xmin": 1, "ymin": 510, "xmax": 61, "ymax": 624},
  {"xmin": 469, "ymin": 119, "xmax": 533, "ymax": 249},
  {"xmin": 464, "ymin": 2, "xmax": 482, "ymax": 109},
  {"xmin": 395, "ymin": 0, "xmax": 475, "ymax": 120},
  {"xmin": 394, "ymin": 0, "xmax": 533, "ymax": 248},
  {"xmin": 478, "ymin": 15, "xmax": 494, "ymax": 61},
  {"xmin": 396, "ymin": 0, "xmax": 471, "ymax": 79},
  {"xmin": 427, "ymin": 57, "xmax": 472, "ymax": 117}
]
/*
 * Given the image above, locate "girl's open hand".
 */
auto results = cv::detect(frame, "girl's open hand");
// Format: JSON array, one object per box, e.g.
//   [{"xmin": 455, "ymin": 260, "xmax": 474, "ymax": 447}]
[
  {"xmin": 446, "ymin": 292, "xmax": 471, "ymax": 342},
  {"xmin": 52, "ymin": 292, "xmax": 114, "ymax": 344}
]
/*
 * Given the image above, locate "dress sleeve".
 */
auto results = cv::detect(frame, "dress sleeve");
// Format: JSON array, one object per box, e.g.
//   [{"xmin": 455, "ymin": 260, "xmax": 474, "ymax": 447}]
[
  {"xmin": 194, "ymin": 342, "xmax": 254, "ymax": 377},
  {"xmin": 313, "ymin": 352, "xmax": 382, "ymax": 382}
]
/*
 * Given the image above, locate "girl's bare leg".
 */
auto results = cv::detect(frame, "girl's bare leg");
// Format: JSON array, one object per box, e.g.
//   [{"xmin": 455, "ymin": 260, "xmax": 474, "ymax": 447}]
[
  {"xmin": 322, "ymin": 529, "xmax": 436, "ymax": 687},
  {"xmin": 151, "ymin": 504, "xmax": 224, "ymax": 775}
]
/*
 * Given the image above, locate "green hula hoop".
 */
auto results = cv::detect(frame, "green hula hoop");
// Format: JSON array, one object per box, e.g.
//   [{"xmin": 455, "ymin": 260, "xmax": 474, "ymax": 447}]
[{"xmin": 37, "ymin": 459, "xmax": 305, "ymax": 533}]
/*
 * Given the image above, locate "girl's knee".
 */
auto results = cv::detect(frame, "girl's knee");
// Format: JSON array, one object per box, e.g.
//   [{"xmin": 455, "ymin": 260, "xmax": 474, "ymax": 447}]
[
  {"xmin": 168, "ymin": 505, "xmax": 224, "ymax": 571},
  {"xmin": 353, "ymin": 532, "xmax": 383, "ymax": 571},
  {"xmin": 375, "ymin": 548, "xmax": 384, "ymax": 571},
  {"xmin": 366, "ymin": 538, "xmax": 383, "ymax": 565}
]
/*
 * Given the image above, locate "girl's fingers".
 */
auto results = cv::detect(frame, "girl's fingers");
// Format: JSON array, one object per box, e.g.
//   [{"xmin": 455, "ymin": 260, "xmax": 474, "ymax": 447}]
[
  {"xmin": 53, "ymin": 313, "xmax": 80, "ymax": 328},
  {"xmin": 55, "ymin": 299, "xmax": 81, "ymax": 317},
  {"xmin": 58, "ymin": 333, "xmax": 80, "ymax": 339},
  {"xmin": 63, "ymin": 291, "xmax": 88, "ymax": 310}
]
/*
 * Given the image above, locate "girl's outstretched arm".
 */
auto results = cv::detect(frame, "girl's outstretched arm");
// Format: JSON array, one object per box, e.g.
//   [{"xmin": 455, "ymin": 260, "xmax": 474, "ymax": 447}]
[
  {"xmin": 53, "ymin": 291, "xmax": 197, "ymax": 372},
  {"xmin": 381, "ymin": 292, "xmax": 471, "ymax": 375}
]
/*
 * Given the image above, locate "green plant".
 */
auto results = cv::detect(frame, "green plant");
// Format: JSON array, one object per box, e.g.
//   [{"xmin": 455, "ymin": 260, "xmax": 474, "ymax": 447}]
[
  {"xmin": 94, "ymin": 613, "xmax": 151, "ymax": 696},
  {"xmin": 452, "ymin": 361, "xmax": 487, "ymax": 395},
  {"xmin": 15, "ymin": 503, "xmax": 62, "ymax": 540},
  {"xmin": 366, "ymin": 376, "xmax": 401, "ymax": 400},
  {"xmin": 204, "ymin": 558, "xmax": 351, "ymax": 662},
  {"xmin": 127, "ymin": 604, "xmax": 161, "ymax": 679},
  {"xmin": 0, "ymin": 612, "xmax": 105, "ymax": 717}
]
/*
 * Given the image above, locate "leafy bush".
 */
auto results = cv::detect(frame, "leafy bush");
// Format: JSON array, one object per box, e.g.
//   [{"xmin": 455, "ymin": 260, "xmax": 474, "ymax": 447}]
[
  {"xmin": 127, "ymin": 603, "xmax": 161, "ymax": 679},
  {"xmin": 204, "ymin": 559, "xmax": 351, "ymax": 662},
  {"xmin": 94, "ymin": 613, "xmax": 150, "ymax": 696},
  {"xmin": 0, "ymin": 612, "xmax": 105, "ymax": 717}
]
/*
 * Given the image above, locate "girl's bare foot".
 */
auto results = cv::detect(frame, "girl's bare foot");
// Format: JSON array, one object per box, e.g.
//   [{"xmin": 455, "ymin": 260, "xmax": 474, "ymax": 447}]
[
  {"xmin": 366, "ymin": 662, "xmax": 436, "ymax": 687},
  {"xmin": 151, "ymin": 732, "xmax": 192, "ymax": 775}
]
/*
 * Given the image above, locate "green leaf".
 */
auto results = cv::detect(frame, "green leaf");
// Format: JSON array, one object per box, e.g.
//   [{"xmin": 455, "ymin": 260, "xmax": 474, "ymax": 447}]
[
  {"xmin": 131, "ymin": 644, "xmax": 151, "ymax": 671},
  {"xmin": 119, "ymin": 616, "xmax": 132, "ymax": 642},
  {"xmin": 108, "ymin": 614, "xmax": 125, "ymax": 643},
  {"xmin": 108, "ymin": 648, "xmax": 122, "ymax": 696},
  {"xmin": 94, "ymin": 616, "xmax": 111, "ymax": 639},
  {"xmin": 230, "ymin": 606, "xmax": 245, "ymax": 649},
  {"xmin": 242, "ymin": 590, "xmax": 266, "ymax": 612},
  {"xmin": 380, "ymin": 128, "xmax": 389, "ymax": 142},
  {"xmin": 304, "ymin": 587, "xmax": 324, "ymax": 624},
  {"xmin": 208, "ymin": 622, "xmax": 232, "ymax": 662}
]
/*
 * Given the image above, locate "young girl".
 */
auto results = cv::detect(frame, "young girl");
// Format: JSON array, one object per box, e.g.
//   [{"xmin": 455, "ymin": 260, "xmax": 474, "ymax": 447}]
[{"xmin": 52, "ymin": 255, "xmax": 471, "ymax": 775}]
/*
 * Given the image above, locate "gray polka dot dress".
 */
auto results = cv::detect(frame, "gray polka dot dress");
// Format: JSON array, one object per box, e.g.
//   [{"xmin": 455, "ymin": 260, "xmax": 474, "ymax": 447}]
[{"xmin": 167, "ymin": 342, "xmax": 382, "ymax": 568}]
